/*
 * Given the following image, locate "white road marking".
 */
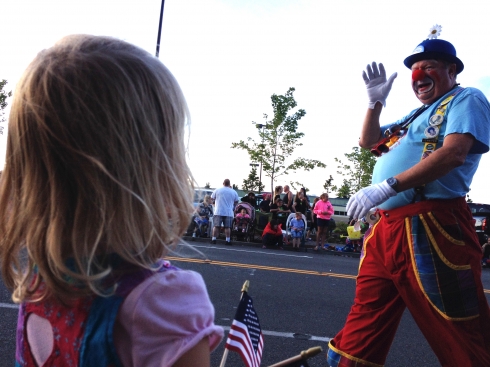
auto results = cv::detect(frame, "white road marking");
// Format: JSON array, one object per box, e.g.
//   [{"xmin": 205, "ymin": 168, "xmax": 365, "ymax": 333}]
[
  {"xmin": 219, "ymin": 325, "xmax": 331, "ymax": 343},
  {"xmin": 0, "ymin": 303, "xmax": 331, "ymax": 343},
  {"xmin": 191, "ymin": 245, "xmax": 313, "ymax": 258}
]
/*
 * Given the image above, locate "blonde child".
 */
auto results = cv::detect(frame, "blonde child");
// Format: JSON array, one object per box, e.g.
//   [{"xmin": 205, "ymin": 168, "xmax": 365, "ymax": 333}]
[
  {"xmin": 0, "ymin": 35, "xmax": 223, "ymax": 367},
  {"xmin": 289, "ymin": 212, "xmax": 305, "ymax": 251}
]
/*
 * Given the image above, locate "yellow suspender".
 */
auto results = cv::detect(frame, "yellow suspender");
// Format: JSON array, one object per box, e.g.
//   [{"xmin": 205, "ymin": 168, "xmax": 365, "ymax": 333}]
[{"xmin": 420, "ymin": 88, "xmax": 462, "ymax": 160}]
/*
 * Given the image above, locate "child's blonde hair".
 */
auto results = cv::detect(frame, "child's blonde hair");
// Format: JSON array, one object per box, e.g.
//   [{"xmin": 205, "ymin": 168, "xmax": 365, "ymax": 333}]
[
  {"xmin": 0, "ymin": 35, "xmax": 194, "ymax": 303},
  {"xmin": 203, "ymin": 195, "xmax": 212, "ymax": 205}
]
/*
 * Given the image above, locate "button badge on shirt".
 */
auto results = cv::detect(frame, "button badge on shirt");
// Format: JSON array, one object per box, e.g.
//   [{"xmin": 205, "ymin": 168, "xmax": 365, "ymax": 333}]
[
  {"xmin": 424, "ymin": 125, "xmax": 439, "ymax": 138},
  {"xmin": 429, "ymin": 114, "xmax": 444, "ymax": 126}
]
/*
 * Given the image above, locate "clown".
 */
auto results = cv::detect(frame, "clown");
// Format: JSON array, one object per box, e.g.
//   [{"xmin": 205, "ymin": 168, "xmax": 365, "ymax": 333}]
[{"xmin": 328, "ymin": 26, "xmax": 490, "ymax": 367}]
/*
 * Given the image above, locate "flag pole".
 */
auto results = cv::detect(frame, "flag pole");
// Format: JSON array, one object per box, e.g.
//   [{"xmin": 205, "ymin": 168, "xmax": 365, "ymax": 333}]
[
  {"xmin": 267, "ymin": 346, "xmax": 323, "ymax": 367},
  {"xmin": 219, "ymin": 280, "xmax": 250, "ymax": 367}
]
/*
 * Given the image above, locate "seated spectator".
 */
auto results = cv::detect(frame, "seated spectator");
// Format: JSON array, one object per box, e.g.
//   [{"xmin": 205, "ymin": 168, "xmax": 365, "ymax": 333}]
[
  {"xmin": 289, "ymin": 212, "xmax": 305, "ymax": 251},
  {"xmin": 241, "ymin": 192, "xmax": 257, "ymax": 207},
  {"xmin": 262, "ymin": 219, "xmax": 283, "ymax": 249},
  {"xmin": 191, "ymin": 195, "xmax": 213, "ymax": 238},
  {"xmin": 269, "ymin": 198, "xmax": 290, "ymax": 220},
  {"xmin": 235, "ymin": 208, "xmax": 251, "ymax": 232},
  {"xmin": 259, "ymin": 194, "xmax": 272, "ymax": 213}
]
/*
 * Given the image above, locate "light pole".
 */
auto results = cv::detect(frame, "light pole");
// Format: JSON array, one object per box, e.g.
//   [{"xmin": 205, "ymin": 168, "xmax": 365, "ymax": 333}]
[{"xmin": 155, "ymin": 0, "xmax": 166, "ymax": 58}]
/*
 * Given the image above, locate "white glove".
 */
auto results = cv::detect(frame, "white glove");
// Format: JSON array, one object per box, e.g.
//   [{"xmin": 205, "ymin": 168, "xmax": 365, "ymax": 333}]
[
  {"xmin": 363, "ymin": 62, "xmax": 397, "ymax": 109},
  {"xmin": 346, "ymin": 180, "xmax": 397, "ymax": 220}
]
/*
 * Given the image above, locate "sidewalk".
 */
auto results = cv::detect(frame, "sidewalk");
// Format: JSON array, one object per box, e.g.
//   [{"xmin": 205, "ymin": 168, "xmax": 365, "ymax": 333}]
[{"xmin": 182, "ymin": 234, "xmax": 361, "ymax": 258}]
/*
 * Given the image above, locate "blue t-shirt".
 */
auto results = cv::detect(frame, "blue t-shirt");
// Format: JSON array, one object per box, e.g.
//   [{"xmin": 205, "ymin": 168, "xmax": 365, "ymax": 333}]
[
  {"xmin": 372, "ymin": 87, "xmax": 490, "ymax": 210},
  {"xmin": 290, "ymin": 218, "xmax": 305, "ymax": 230}
]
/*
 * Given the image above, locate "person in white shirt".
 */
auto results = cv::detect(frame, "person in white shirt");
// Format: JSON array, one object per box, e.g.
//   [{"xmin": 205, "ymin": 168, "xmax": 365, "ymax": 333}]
[{"xmin": 211, "ymin": 179, "xmax": 239, "ymax": 245}]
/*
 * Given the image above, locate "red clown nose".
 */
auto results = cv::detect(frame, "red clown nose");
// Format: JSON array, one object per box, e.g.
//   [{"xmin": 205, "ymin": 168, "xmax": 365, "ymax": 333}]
[{"xmin": 412, "ymin": 69, "xmax": 426, "ymax": 81}]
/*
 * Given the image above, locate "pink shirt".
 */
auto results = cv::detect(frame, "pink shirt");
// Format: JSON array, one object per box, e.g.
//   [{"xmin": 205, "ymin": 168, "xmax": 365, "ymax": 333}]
[
  {"xmin": 114, "ymin": 268, "xmax": 223, "ymax": 366},
  {"xmin": 313, "ymin": 200, "xmax": 334, "ymax": 220},
  {"xmin": 236, "ymin": 213, "xmax": 250, "ymax": 220}
]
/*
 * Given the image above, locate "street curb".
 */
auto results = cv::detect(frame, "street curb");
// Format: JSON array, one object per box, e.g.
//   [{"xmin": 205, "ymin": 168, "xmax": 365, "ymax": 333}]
[{"xmin": 182, "ymin": 236, "xmax": 361, "ymax": 258}]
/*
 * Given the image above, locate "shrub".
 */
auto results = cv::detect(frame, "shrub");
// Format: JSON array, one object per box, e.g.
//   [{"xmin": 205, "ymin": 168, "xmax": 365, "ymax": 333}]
[{"xmin": 333, "ymin": 222, "xmax": 348, "ymax": 235}]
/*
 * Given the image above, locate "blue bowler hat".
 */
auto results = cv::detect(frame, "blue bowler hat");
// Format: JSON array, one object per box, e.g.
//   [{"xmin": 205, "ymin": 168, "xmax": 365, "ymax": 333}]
[{"xmin": 404, "ymin": 36, "xmax": 464, "ymax": 74}]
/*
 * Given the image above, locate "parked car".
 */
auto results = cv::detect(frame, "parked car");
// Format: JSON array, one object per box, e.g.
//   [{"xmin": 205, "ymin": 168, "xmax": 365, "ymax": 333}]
[{"xmin": 467, "ymin": 202, "xmax": 490, "ymax": 245}]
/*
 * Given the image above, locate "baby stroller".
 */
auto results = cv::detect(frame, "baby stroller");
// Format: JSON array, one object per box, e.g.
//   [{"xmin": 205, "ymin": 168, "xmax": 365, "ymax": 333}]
[
  {"xmin": 285, "ymin": 213, "xmax": 308, "ymax": 252},
  {"xmin": 232, "ymin": 202, "xmax": 256, "ymax": 242}
]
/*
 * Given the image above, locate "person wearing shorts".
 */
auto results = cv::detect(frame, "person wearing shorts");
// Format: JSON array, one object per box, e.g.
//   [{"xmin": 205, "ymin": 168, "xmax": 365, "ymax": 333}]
[
  {"xmin": 211, "ymin": 179, "xmax": 239, "ymax": 245},
  {"xmin": 313, "ymin": 193, "xmax": 334, "ymax": 251}
]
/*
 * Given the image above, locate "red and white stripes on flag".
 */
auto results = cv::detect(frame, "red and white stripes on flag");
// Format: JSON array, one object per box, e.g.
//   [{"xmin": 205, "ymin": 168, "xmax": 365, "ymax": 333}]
[{"xmin": 225, "ymin": 292, "xmax": 264, "ymax": 367}]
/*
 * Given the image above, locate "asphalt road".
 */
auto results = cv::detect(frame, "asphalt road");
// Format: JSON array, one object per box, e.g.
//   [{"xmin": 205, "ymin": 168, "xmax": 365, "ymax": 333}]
[
  {"xmin": 1, "ymin": 239, "xmax": 490, "ymax": 367},
  {"xmin": 176, "ymin": 240, "xmax": 440, "ymax": 367}
]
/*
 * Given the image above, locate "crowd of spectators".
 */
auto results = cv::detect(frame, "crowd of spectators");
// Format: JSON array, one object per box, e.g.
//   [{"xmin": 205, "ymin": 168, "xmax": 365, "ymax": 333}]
[
  {"xmin": 191, "ymin": 184, "xmax": 329, "ymax": 249},
  {"xmin": 240, "ymin": 186, "xmax": 334, "ymax": 251}
]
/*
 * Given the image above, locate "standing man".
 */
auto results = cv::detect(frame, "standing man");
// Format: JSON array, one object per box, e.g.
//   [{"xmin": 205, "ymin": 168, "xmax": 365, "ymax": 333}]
[
  {"xmin": 328, "ymin": 27, "xmax": 490, "ymax": 367},
  {"xmin": 211, "ymin": 179, "xmax": 239, "ymax": 245}
]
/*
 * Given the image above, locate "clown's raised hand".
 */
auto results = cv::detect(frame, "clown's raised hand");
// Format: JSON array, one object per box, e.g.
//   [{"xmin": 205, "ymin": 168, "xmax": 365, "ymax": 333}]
[{"xmin": 362, "ymin": 62, "xmax": 397, "ymax": 109}]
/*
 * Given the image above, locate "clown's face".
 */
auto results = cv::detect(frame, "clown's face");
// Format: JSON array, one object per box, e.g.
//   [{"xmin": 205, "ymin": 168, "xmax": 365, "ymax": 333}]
[{"xmin": 411, "ymin": 59, "xmax": 456, "ymax": 105}]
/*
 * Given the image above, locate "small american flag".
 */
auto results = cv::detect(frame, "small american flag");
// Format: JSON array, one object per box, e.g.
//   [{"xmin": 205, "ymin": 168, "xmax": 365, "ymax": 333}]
[{"xmin": 225, "ymin": 291, "xmax": 264, "ymax": 367}]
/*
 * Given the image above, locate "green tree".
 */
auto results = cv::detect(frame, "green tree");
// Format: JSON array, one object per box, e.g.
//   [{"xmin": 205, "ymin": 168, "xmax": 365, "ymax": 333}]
[
  {"xmin": 242, "ymin": 166, "xmax": 264, "ymax": 192},
  {"xmin": 232, "ymin": 184, "xmax": 239, "ymax": 190},
  {"xmin": 289, "ymin": 181, "xmax": 308, "ymax": 193},
  {"xmin": 323, "ymin": 175, "xmax": 334, "ymax": 194},
  {"xmin": 333, "ymin": 147, "xmax": 377, "ymax": 198},
  {"xmin": 232, "ymin": 87, "xmax": 326, "ymax": 193},
  {"xmin": 0, "ymin": 79, "xmax": 12, "ymax": 134},
  {"xmin": 204, "ymin": 182, "xmax": 211, "ymax": 189},
  {"xmin": 335, "ymin": 179, "xmax": 352, "ymax": 198}
]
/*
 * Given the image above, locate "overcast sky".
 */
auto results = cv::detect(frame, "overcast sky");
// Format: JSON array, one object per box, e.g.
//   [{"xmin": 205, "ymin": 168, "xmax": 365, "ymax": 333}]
[{"xmin": 2, "ymin": 0, "xmax": 490, "ymax": 202}]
